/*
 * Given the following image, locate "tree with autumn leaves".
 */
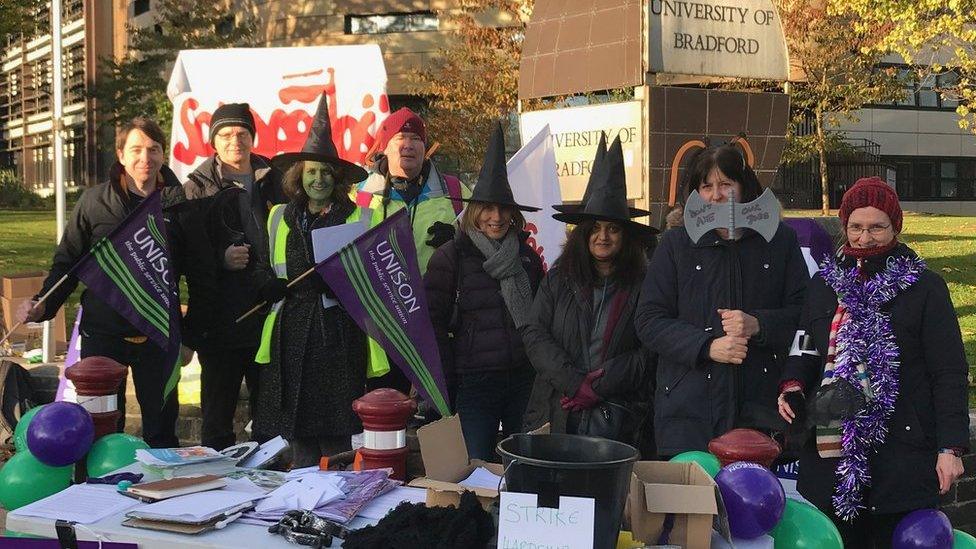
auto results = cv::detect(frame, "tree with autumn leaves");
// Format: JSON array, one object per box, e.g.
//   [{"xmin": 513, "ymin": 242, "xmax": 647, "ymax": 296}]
[
  {"xmin": 90, "ymin": 0, "xmax": 256, "ymax": 138},
  {"xmin": 410, "ymin": 0, "xmax": 532, "ymax": 174}
]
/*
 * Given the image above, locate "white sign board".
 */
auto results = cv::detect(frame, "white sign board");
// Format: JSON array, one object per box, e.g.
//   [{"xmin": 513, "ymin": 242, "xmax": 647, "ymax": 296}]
[
  {"xmin": 166, "ymin": 45, "xmax": 389, "ymax": 180},
  {"xmin": 648, "ymin": 0, "xmax": 790, "ymax": 80},
  {"xmin": 520, "ymin": 101, "xmax": 643, "ymax": 201},
  {"xmin": 508, "ymin": 125, "xmax": 563, "ymax": 271},
  {"xmin": 497, "ymin": 492, "xmax": 595, "ymax": 549}
]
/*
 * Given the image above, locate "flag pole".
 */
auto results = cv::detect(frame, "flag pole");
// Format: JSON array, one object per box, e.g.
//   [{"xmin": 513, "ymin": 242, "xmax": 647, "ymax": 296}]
[
  {"xmin": 234, "ymin": 265, "xmax": 319, "ymax": 324},
  {"xmin": 0, "ymin": 274, "xmax": 71, "ymax": 347}
]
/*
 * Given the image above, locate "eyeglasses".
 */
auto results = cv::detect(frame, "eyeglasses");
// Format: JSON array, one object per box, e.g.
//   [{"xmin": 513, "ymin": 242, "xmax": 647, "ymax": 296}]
[{"xmin": 846, "ymin": 224, "xmax": 891, "ymax": 236}]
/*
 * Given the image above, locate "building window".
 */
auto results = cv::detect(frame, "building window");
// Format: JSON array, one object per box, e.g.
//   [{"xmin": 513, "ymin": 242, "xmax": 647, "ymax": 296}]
[
  {"xmin": 874, "ymin": 65, "xmax": 960, "ymax": 110},
  {"xmin": 888, "ymin": 156, "xmax": 974, "ymax": 200},
  {"xmin": 134, "ymin": 0, "xmax": 150, "ymax": 16},
  {"xmin": 345, "ymin": 12, "xmax": 438, "ymax": 35}
]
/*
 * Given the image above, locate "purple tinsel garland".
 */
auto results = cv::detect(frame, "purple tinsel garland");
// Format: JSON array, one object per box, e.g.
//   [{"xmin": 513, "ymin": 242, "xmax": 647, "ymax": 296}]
[{"xmin": 819, "ymin": 254, "xmax": 925, "ymax": 520}]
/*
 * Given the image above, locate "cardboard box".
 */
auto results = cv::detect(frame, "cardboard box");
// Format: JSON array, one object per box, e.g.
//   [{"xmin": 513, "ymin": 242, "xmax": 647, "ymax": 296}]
[
  {"xmin": 0, "ymin": 295, "xmax": 66, "ymax": 349},
  {"xmin": 1, "ymin": 271, "xmax": 46, "ymax": 299},
  {"xmin": 629, "ymin": 461, "xmax": 731, "ymax": 549},
  {"xmin": 409, "ymin": 414, "xmax": 506, "ymax": 510}
]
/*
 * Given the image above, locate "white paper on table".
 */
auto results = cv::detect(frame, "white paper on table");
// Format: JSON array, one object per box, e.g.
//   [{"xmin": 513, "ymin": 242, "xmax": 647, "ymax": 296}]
[
  {"xmin": 127, "ymin": 490, "xmax": 265, "ymax": 523},
  {"xmin": 254, "ymin": 475, "xmax": 345, "ymax": 513},
  {"xmin": 223, "ymin": 477, "xmax": 266, "ymax": 494},
  {"xmin": 240, "ymin": 435, "xmax": 289, "ymax": 469},
  {"xmin": 459, "ymin": 467, "xmax": 502, "ymax": 490},
  {"xmin": 10, "ymin": 484, "xmax": 140, "ymax": 524},
  {"xmin": 356, "ymin": 486, "xmax": 427, "ymax": 520},
  {"xmin": 311, "ymin": 222, "xmax": 367, "ymax": 309}
]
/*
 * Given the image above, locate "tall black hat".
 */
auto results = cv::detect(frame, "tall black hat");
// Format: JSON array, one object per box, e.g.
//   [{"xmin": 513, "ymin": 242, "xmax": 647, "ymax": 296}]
[
  {"xmin": 271, "ymin": 94, "xmax": 367, "ymax": 185},
  {"xmin": 553, "ymin": 137, "xmax": 657, "ymax": 235},
  {"xmin": 552, "ymin": 132, "xmax": 607, "ymax": 214},
  {"xmin": 460, "ymin": 122, "xmax": 540, "ymax": 212}
]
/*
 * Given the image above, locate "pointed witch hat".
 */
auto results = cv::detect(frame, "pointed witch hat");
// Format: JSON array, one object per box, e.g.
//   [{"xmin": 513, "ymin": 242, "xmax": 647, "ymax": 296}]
[
  {"xmin": 271, "ymin": 93, "xmax": 367, "ymax": 185},
  {"xmin": 553, "ymin": 132, "xmax": 647, "ymax": 217},
  {"xmin": 460, "ymin": 122, "xmax": 540, "ymax": 212},
  {"xmin": 553, "ymin": 136, "xmax": 657, "ymax": 235},
  {"xmin": 552, "ymin": 131, "xmax": 607, "ymax": 214}
]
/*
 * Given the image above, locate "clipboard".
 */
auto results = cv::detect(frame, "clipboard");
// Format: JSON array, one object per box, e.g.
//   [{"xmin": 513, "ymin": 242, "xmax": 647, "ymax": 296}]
[{"xmin": 122, "ymin": 502, "xmax": 253, "ymax": 533}]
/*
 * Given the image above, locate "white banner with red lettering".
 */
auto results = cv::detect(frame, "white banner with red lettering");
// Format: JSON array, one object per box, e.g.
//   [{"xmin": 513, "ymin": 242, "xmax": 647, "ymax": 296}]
[
  {"xmin": 166, "ymin": 45, "xmax": 389, "ymax": 180},
  {"xmin": 508, "ymin": 125, "xmax": 563, "ymax": 271}
]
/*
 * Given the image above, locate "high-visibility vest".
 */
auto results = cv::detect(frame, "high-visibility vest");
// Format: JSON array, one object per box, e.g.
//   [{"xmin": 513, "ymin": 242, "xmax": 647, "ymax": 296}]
[
  {"xmin": 350, "ymin": 169, "xmax": 468, "ymax": 379},
  {"xmin": 253, "ymin": 204, "xmax": 388, "ymax": 377}
]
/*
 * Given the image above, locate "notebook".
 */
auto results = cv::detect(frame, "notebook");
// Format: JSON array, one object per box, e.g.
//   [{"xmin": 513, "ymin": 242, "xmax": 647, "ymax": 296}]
[
  {"xmin": 125, "ymin": 475, "xmax": 227, "ymax": 501},
  {"xmin": 125, "ymin": 490, "xmax": 263, "ymax": 525}
]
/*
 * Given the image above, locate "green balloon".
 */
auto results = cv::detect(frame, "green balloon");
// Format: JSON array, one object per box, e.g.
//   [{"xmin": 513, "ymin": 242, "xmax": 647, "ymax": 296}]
[
  {"xmin": 86, "ymin": 433, "xmax": 149, "ymax": 477},
  {"xmin": 954, "ymin": 529, "xmax": 976, "ymax": 549},
  {"xmin": 12, "ymin": 405, "xmax": 45, "ymax": 453},
  {"xmin": 0, "ymin": 451, "xmax": 72, "ymax": 511},
  {"xmin": 670, "ymin": 451, "xmax": 722, "ymax": 477},
  {"xmin": 771, "ymin": 499, "xmax": 843, "ymax": 549}
]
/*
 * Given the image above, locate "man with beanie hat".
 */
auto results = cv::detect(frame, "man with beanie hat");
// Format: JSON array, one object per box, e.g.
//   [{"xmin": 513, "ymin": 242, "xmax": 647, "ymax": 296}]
[
  {"xmin": 352, "ymin": 107, "xmax": 469, "ymax": 393},
  {"xmin": 181, "ymin": 102, "xmax": 287, "ymax": 449}
]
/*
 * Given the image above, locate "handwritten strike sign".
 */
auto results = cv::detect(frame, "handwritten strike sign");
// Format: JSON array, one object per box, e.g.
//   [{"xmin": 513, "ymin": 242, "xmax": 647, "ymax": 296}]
[{"xmin": 497, "ymin": 492, "xmax": 595, "ymax": 549}]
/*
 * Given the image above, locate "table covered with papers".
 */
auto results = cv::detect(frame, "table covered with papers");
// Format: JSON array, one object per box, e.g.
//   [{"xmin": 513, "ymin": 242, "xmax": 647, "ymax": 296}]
[{"xmin": 5, "ymin": 464, "xmax": 427, "ymax": 549}]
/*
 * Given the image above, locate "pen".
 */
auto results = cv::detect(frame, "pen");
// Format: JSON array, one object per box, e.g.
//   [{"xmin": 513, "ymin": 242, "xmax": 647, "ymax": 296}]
[{"xmin": 213, "ymin": 512, "xmax": 243, "ymax": 530}]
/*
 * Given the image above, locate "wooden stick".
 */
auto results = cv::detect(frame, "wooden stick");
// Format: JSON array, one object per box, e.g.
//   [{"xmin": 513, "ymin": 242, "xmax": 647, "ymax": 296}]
[
  {"xmin": 425, "ymin": 142, "xmax": 440, "ymax": 159},
  {"xmin": 0, "ymin": 274, "xmax": 70, "ymax": 347},
  {"xmin": 234, "ymin": 265, "xmax": 319, "ymax": 324}
]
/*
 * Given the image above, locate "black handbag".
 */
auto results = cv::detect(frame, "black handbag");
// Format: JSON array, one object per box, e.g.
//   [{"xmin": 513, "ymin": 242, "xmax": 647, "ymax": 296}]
[
  {"xmin": 810, "ymin": 378, "xmax": 866, "ymax": 427},
  {"xmin": 566, "ymin": 400, "xmax": 640, "ymax": 444}
]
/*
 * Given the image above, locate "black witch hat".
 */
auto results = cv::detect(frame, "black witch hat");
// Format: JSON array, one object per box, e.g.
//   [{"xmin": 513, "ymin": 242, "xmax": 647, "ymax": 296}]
[
  {"xmin": 553, "ymin": 137, "xmax": 657, "ymax": 235},
  {"xmin": 552, "ymin": 131, "xmax": 607, "ymax": 214},
  {"xmin": 271, "ymin": 94, "xmax": 367, "ymax": 185},
  {"xmin": 460, "ymin": 122, "xmax": 540, "ymax": 212}
]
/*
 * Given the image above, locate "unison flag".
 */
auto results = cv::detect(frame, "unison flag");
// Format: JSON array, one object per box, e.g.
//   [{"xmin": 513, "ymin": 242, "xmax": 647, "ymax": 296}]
[
  {"xmin": 72, "ymin": 191, "xmax": 182, "ymax": 399},
  {"xmin": 315, "ymin": 209, "xmax": 450, "ymax": 416}
]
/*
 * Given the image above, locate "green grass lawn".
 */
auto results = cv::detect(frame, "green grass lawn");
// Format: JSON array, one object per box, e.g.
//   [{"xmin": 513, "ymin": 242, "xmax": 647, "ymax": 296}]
[{"xmin": 3, "ymin": 208, "xmax": 975, "ymax": 402}]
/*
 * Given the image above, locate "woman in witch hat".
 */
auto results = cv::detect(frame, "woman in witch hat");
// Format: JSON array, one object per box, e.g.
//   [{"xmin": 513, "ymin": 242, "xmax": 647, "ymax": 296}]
[
  {"xmin": 424, "ymin": 122, "xmax": 545, "ymax": 461},
  {"xmin": 521, "ymin": 137, "xmax": 657, "ymax": 447},
  {"xmin": 250, "ymin": 94, "xmax": 370, "ymax": 467}
]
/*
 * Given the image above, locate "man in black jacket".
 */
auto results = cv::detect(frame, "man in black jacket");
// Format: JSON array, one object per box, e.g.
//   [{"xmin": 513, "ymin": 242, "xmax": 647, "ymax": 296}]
[
  {"xmin": 21, "ymin": 117, "xmax": 183, "ymax": 448},
  {"xmin": 181, "ymin": 103, "xmax": 286, "ymax": 449}
]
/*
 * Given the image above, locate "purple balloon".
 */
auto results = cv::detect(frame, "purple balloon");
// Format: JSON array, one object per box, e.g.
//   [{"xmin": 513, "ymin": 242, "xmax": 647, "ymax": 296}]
[
  {"xmin": 892, "ymin": 509, "xmax": 952, "ymax": 549},
  {"xmin": 25, "ymin": 402, "xmax": 94, "ymax": 467},
  {"xmin": 715, "ymin": 461, "xmax": 786, "ymax": 539}
]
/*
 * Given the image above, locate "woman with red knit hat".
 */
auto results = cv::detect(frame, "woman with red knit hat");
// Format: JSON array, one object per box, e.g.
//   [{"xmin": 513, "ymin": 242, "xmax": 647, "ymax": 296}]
[{"xmin": 778, "ymin": 177, "xmax": 969, "ymax": 547}]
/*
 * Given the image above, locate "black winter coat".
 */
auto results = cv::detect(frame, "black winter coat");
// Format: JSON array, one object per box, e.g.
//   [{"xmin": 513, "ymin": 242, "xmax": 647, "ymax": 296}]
[
  {"xmin": 521, "ymin": 268, "xmax": 653, "ymax": 435},
  {"xmin": 180, "ymin": 154, "xmax": 287, "ymax": 350},
  {"xmin": 635, "ymin": 223, "xmax": 808, "ymax": 456},
  {"xmin": 782, "ymin": 243, "xmax": 971, "ymax": 515},
  {"xmin": 35, "ymin": 163, "xmax": 186, "ymax": 338},
  {"xmin": 424, "ymin": 231, "xmax": 544, "ymax": 394},
  {"xmin": 253, "ymin": 199, "xmax": 367, "ymax": 439}
]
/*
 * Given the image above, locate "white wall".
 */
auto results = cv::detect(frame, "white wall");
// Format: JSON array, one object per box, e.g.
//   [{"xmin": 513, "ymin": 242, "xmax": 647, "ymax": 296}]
[{"xmin": 831, "ymin": 108, "xmax": 976, "ymax": 158}]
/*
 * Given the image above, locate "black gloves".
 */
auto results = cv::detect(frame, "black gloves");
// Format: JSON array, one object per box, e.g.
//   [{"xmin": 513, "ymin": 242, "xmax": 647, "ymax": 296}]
[
  {"xmin": 259, "ymin": 278, "xmax": 289, "ymax": 304},
  {"xmin": 311, "ymin": 273, "xmax": 336, "ymax": 299},
  {"xmin": 426, "ymin": 221, "xmax": 455, "ymax": 249}
]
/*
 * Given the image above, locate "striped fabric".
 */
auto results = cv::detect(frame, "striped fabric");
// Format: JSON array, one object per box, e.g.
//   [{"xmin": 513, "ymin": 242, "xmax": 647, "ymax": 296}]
[{"xmin": 816, "ymin": 305, "xmax": 848, "ymax": 458}]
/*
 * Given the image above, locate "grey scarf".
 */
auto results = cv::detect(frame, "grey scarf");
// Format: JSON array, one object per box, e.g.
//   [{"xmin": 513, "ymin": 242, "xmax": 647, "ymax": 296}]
[{"xmin": 466, "ymin": 228, "xmax": 533, "ymax": 328}]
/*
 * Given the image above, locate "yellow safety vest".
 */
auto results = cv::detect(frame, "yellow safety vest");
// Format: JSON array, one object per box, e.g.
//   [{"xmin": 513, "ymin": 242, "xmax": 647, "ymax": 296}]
[{"xmin": 254, "ymin": 204, "xmax": 389, "ymax": 378}]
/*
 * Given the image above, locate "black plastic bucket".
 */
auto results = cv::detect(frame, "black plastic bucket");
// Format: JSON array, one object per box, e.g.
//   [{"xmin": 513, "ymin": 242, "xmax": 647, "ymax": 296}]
[{"xmin": 496, "ymin": 433, "xmax": 639, "ymax": 549}]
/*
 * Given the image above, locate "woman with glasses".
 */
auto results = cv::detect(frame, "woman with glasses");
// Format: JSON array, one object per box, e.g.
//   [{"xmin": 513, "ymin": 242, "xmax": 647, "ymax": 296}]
[
  {"xmin": 778, "ymin": 177, "xmax": 969, "ymax": 546},
  {"xmin": 634, "ymin": 144, "xmax": 809, "ymax": 458}
]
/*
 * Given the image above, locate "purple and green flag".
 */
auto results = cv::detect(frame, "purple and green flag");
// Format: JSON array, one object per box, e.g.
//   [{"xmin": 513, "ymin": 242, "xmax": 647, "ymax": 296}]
[
  {"xmin": 71, "ymin": 191, "xmax": 181, "ymax": 400},
  {"xmin": 315, "ymin": 209, "xmax": 450, "ymax": 416}
]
